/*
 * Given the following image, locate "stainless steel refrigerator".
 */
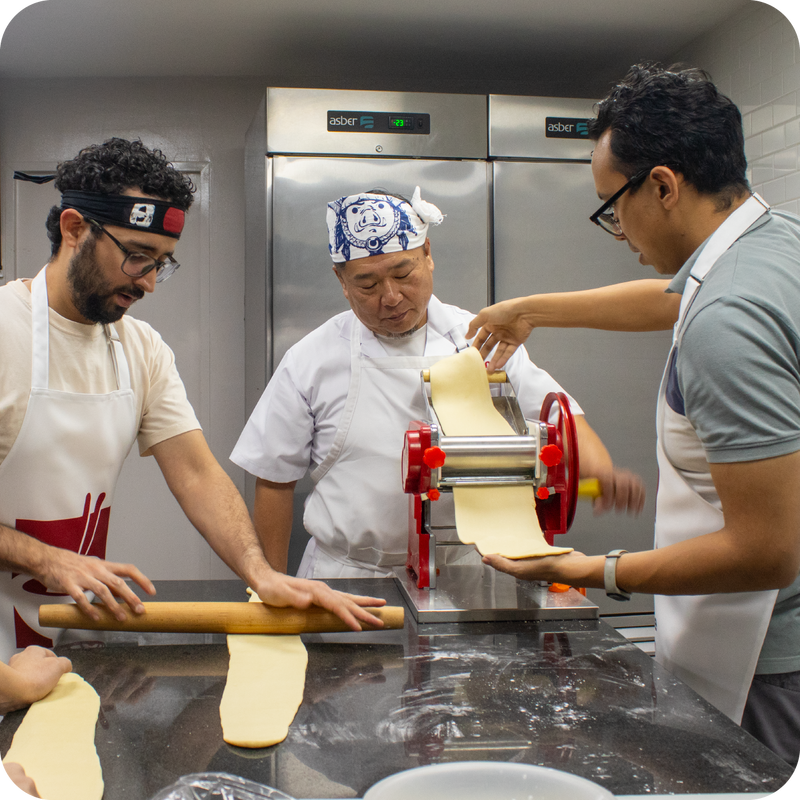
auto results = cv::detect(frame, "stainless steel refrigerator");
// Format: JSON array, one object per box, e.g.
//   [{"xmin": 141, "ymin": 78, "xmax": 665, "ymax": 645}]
[{"xmin": 244, "ymin": 88, "xmax": 671, "ymax": 630}]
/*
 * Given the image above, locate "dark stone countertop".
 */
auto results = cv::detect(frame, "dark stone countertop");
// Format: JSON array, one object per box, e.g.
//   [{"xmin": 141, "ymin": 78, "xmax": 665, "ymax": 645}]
[{"xmin": 0, "ymin": 579, "xmax": 792, "ymax": 799}]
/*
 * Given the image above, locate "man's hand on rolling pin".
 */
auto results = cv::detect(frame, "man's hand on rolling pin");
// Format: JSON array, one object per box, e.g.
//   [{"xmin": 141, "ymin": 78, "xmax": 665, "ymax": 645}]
[
  {"xmin": 36, "ymin": 548, "xmax": 156, "ymax": 622},
  {"xmin": 250, "ymin": 572, "xmax": 387, "ymax": 632},
  {"xmin": 593, "ymin": 467, "xmax": 646, "ymax": 516},
  {"xmin": 466, "ymin": 297, "xmax": 534, "ymax": 373}
]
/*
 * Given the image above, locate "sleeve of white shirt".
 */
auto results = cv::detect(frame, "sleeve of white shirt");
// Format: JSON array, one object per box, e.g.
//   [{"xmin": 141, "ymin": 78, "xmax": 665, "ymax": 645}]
[
  {"xmin": 500, "ymin": 342, "xmax": 583, "ymax": 420},
  {"xmin": 230, "ymin": 349, "xmax": 315, "ymax": 482}
]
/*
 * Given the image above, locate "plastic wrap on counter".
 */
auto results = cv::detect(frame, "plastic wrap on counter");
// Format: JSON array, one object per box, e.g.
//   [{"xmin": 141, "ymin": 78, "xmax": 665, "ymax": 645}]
[{"xmin": 148, "ymin": 772, "xmax": 295, "ymax": 800}]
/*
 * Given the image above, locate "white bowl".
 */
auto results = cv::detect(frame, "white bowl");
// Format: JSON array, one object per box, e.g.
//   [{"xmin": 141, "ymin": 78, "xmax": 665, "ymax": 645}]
[{"xmin": 363, "ymin": 761, "xmax": 614, "ymax": 800}]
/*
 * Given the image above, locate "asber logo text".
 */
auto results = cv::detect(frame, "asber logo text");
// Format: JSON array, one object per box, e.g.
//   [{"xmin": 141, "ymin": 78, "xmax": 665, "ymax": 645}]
[
  {"xmin": 327, "ymin": 111, "xmax": 377, "ymax": 131},
  {"xmin": 544, "ymin": 117, "xmax": 591, "ymax": 139}
]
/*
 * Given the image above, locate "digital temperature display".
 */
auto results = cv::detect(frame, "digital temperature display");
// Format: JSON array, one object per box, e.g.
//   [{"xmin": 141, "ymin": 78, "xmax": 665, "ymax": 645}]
[
  {"xmin": 389, "ymin": 116, "xmax": 414, "ymax": 129},
  {"xmin": 328, "ymin": 111, "xmax": 430, "ymax": 134}
]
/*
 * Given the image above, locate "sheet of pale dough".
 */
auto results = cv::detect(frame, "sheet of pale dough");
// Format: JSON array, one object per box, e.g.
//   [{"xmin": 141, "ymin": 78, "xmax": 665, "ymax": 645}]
[
  {"xmin": 429, "ymin": 348, "xmax": 573, "ymax": 559},
  {"xmin": 2, "ymin": 672, "xmax": 103, "ymax": 800},
  {"xmin": 219, "ymin": 592, "xmax": 308, "ymax": 748}
]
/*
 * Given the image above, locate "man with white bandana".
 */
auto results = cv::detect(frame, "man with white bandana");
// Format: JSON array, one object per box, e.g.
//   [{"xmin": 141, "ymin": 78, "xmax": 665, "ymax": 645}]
[
  {"xmin": 231, "ymin": 187, "xmax": 645, "ymax": 579},
  {"xmin": 0, "ymin": 139, "xmax": 388, "ymax": 662}
]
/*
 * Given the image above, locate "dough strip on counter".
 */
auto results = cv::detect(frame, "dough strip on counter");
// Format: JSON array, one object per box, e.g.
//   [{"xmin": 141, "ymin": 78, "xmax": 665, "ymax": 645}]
[
  {"xmin": 219, "ymin": 591, "xmax": 308, "ymax": 748},
  {"xmin": 2, "ymin": 672, "xmax": 103, "ymax": 800}
]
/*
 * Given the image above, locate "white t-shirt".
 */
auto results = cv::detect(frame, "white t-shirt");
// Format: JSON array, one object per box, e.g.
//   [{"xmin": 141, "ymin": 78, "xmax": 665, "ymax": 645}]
[
  {"xmin": 0, "ymin": 279, "xmax": 200, "ymax": 466},
  {"xmin": 231, "ymin": 294, "xmax": 581, "ymax": 482}
]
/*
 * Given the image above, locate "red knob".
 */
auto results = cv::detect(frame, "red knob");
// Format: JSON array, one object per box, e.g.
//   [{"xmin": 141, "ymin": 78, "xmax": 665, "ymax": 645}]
[
  {"xmin": 536, "ymin": 487, "xmax": 550, "ymax": 500},
  {"xmin": 423, "ymin": 446, "xmax": 446, "ymax": 469},
  {"xmin": 428, "ymin": 488, "xmax": 441, "ymax": 501},
  {"xmin": 539, "ymin": 444, "xmax": 563, "ymax": 468}
]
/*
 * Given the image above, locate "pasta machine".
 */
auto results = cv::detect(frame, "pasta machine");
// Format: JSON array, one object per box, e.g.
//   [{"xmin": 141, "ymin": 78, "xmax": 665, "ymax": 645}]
[{"xmin": 394, "ymin": 369, "xmax": 598, "ymax": 623}]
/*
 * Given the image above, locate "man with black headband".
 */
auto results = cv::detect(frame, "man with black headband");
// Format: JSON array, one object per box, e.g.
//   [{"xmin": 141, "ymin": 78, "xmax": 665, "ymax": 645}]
[
  {"xmin": 231, "ymin": 188, "xmax": 645, "ymax": 580},
  {"xmin": 0, "ymin": 138, "xmax": 385, "ymax": 661}
]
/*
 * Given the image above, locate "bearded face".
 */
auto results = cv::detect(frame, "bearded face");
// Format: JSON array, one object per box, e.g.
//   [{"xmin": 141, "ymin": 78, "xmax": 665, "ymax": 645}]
[{"xmin": 66, "ymin": 234, "xmax": 144, "ymax": 324}]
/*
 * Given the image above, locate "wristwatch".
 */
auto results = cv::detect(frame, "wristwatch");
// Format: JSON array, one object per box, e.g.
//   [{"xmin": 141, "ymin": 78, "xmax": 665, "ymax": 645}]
[{"xmin": 604, "ymin": 549, "xmax": 631, "ymax": 601}]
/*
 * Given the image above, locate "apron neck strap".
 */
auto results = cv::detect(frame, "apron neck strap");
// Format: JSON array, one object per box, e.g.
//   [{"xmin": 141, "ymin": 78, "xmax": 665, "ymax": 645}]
[
  {"xmin": 675, "ymin": 193, "xmax": 769, "ymax": 339},
  {"xmin": 30, "ymin": 266, "xmax": 131, "ymax": 392},
  {"xmin": 31, "ymin": 268, "xmax": 51, "ymax": 389}
]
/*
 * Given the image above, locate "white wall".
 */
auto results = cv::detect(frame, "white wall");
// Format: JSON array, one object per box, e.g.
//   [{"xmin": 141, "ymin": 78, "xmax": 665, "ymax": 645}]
[{"xmin": 673, "ymin": 1, "xmax": 800, "ymax": 211}]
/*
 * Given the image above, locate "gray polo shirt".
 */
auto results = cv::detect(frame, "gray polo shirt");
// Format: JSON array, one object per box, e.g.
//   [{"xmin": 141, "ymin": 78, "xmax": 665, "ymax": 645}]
[{"xmin": 667, "ymin": 209, "xmax": 800, "ymax": 674}]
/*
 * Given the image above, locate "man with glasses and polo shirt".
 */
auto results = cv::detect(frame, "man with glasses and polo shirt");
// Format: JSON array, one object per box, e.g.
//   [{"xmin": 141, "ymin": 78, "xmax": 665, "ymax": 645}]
[
  {"xmin": 0, "ymin": 138, "xmax": 386, "ymax": 662},
  {"xmin": 467, "ymin": 63, "xmax": 800, "ymax": 764}
]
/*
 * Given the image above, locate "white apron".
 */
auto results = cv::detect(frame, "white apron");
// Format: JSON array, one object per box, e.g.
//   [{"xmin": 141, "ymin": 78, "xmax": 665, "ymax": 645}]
[
  {"xmin": 298, "ymin": 313, "xmax": 467, "ymax": 578},
  {"xmin": 0, "ymin": 267, "xmax": 138, "ymax": 660},
  {"xmin": 654, "ymin": 195, "xmax": 778, "ymax": 723}
]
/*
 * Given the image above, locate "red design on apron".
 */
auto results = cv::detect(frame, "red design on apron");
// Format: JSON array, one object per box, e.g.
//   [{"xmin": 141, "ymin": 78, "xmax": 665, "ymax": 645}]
[{"xmin": 16, "ymin": 493, "xmax": 109, "ymax": 596}]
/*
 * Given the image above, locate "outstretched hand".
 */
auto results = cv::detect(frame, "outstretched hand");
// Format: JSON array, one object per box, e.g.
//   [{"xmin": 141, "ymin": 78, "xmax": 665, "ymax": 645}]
[
  {"xmin": 483, "ymin": 550, "xmax": 592, "ymax": 585},
  {"xmin": 466, "ymin": 297, "xmax": 535, "ymax": 372}
]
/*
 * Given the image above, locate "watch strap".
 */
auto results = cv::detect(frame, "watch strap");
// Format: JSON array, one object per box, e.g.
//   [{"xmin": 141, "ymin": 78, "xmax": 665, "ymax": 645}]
[{"xmin": 604, "ymin": 549, "xmax": 631, "ymax": 601}]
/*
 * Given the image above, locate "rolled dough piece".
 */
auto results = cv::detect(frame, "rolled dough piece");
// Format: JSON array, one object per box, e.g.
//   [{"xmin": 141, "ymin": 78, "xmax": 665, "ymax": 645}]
[
  {"xmin": 2, "ymin": 672, "xmax": 103, "ymax": 800},
  {"xmin": 429, "ymin": 348, "xmax": 573, "ymax": 559},
  {"xmin": 220, "ymin": 592, "xmax": 308, "ymax": 748}
]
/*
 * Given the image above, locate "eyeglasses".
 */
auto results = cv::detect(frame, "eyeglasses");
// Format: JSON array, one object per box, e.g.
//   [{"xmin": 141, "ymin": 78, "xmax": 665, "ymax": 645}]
[
  {"xmin": 589, "ymin": 168, "xmax": 651, "ymax": 236},
  {"xmin": 86, "ymin": 219, "xmax": 180, "ymax": 283}
]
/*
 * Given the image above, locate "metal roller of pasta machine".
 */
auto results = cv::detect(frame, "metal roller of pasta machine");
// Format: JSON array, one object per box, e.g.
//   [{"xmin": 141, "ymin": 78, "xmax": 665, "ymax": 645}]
[{"xmin": 393, "ymin": 369, "xmax": 598, "ymax": 623}]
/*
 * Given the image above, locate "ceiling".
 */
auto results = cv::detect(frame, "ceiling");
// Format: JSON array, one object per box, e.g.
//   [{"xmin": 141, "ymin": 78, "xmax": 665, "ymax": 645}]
[{"xmin": 0, "ymin": 0, "xmax": 771, "ymax": 96}]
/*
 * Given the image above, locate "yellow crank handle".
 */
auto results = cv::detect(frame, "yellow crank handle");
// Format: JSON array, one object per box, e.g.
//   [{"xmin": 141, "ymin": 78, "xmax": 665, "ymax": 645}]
[{"xmin": 577, "ymin": 477, "xmax": 601, "ymax": 500}]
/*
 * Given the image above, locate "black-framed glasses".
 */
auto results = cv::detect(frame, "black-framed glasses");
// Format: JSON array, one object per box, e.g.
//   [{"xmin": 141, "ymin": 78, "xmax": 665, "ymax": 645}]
[
  {"xmin": 589, "ymin": 168, "xmax": 651, "ymax": 236},
  {"xmin": 86, "ymin": 219, "xmax": 180, "ymax": 283}
]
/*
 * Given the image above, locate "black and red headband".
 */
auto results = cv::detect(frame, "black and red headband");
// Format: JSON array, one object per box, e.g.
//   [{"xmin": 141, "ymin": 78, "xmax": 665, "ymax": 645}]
[
  {"xmin": 13, "ymin": 172, "xmax": 185, "ymax": 239},
  {"xmin": 60, "ymin": 190, "xmax": 185, "ymax": 238}
]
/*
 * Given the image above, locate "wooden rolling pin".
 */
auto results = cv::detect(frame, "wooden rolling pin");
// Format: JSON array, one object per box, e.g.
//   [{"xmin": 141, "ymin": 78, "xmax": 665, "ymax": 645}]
[{"xmin": 39, "ymin": 602, "xmax": 404, "ymax": 635}]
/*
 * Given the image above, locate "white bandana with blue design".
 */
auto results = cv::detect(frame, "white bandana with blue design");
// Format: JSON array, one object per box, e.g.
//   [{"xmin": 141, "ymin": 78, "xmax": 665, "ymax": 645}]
[{"xmin": 327, "ymin": 186, "xmax": 444, "ymax": 263}]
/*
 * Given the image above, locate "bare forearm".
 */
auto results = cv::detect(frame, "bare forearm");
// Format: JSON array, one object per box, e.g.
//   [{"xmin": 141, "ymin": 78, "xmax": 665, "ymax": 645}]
[
  {"xmin": 556, "ymin": 527, "xmax": 794, "ymax": 594},
  {"xmin": 489, "ymin": 528, "xmax": 793, "ymax": 598},
  {"xmin": 0, "ymin": 522, "xmax": 50, "ymax": 578},
  {"xmin": 573, "ymin": 416, "xmax": 612, "ymax": 478},
  {"xmin": 517, "ymin": 280, "xmax": 678, "ymax": 332},
  {"xmin": 254, "ymin": 478, "xmax": 296, "ymax": 573},
  {"xmin": 169, "ymin": 464, "xmax": 268, "ymax": 585},
  {"xmin": 153, "ymin": 432, "xmax": 388, "ymax": 629}
]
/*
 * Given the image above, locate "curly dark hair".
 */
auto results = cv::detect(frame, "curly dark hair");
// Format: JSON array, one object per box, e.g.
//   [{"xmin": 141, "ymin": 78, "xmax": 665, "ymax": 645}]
[
  {"xmin": 588, "ymin": 63, "xmax": 749, "ymax": 208},
  {"xmin": 46, "ymin": 137, "xmax": 195, "ymax": 256}
]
